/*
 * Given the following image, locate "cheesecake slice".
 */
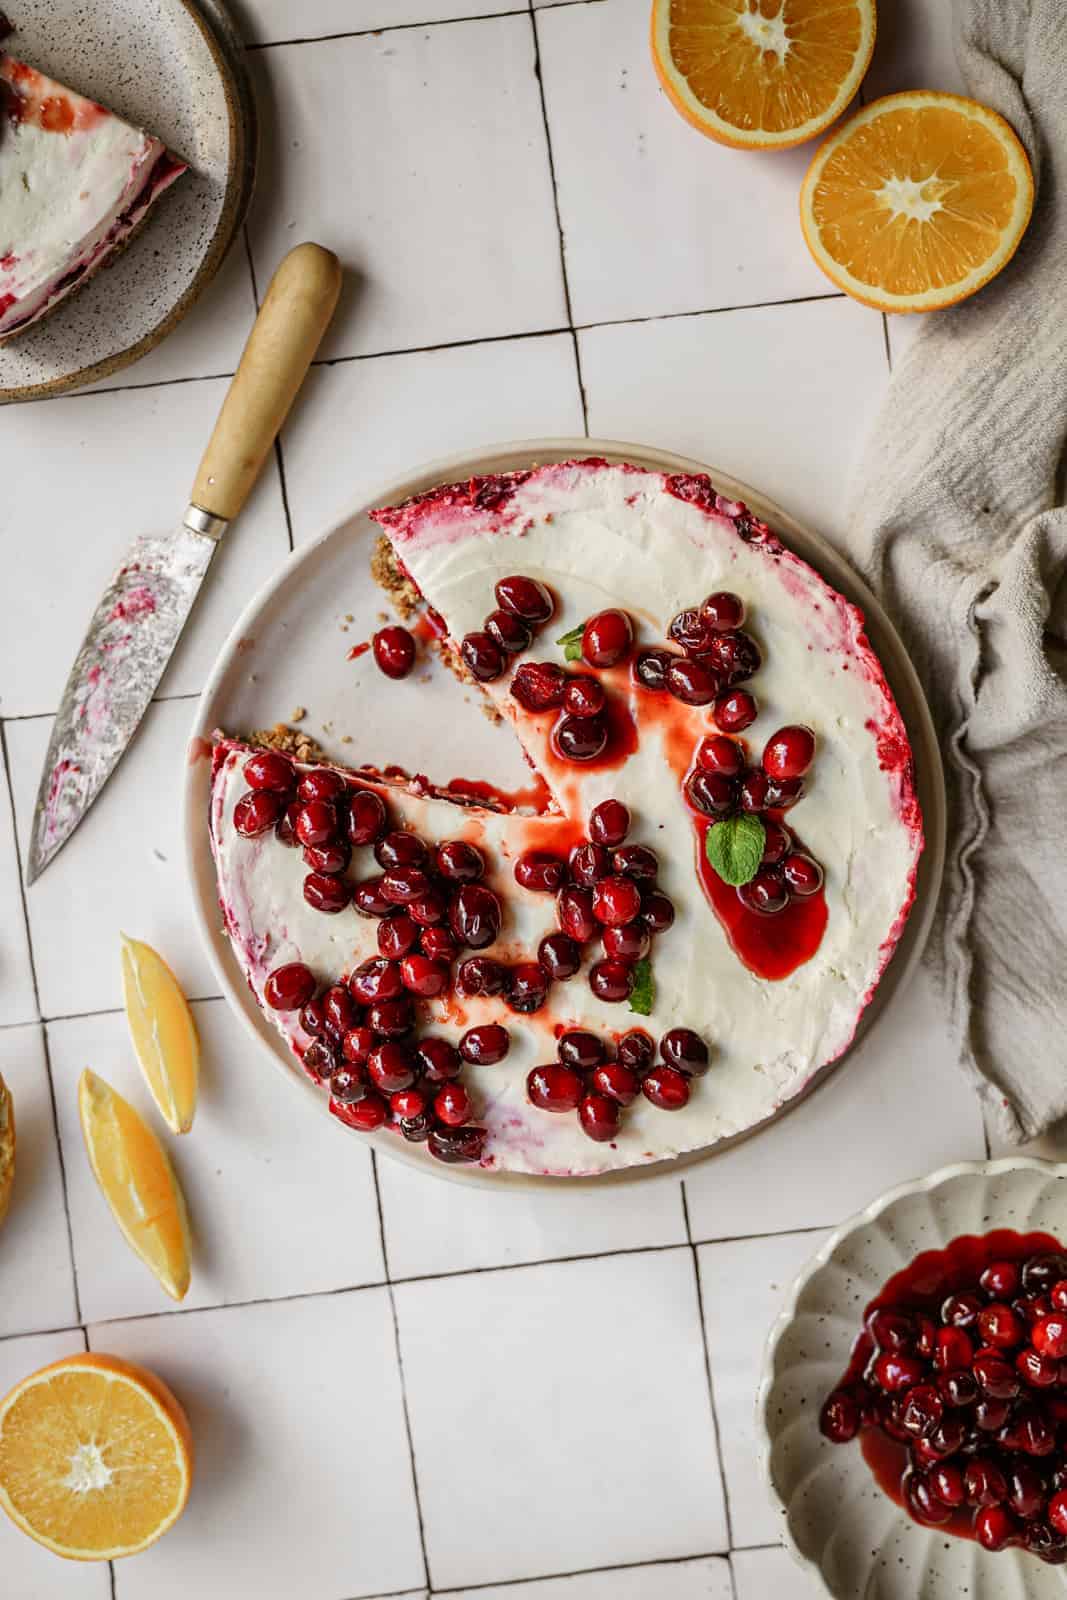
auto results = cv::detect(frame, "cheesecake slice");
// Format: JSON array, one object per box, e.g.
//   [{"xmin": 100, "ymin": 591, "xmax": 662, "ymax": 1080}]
[{"xmin": 0, "ymin": 53, "xmax": 186, "ymax": 341}]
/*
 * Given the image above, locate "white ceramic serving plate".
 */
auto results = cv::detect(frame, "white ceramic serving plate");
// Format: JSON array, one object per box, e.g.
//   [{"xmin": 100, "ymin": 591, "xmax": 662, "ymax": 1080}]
[
  {"xmin": 759, "ymin": 1158, "xmax": 1067, "ymax": 1600},
  {"xmin": 184, "ymin": 437, "xmax": 945, "ymax": 1188}
]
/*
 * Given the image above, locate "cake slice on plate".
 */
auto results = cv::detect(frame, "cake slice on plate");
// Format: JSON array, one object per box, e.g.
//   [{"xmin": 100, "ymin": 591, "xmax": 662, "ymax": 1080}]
[{"xmin": 0, "ymin": 52, "xmax": 187, "ymax": 341}]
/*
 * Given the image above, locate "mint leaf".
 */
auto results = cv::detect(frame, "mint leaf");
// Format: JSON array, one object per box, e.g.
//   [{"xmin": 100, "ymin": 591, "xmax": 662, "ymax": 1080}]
[
  {"xmin": 629, "ymin": 958, "xmax": 655, "ymax": 1016},
  {"xmin": 556, "ymin": 623, "xmax": 584, "ymax": 663},
  {"xmin": 705, "ymin": 814, "xmax": 765, "ymax": 887}
]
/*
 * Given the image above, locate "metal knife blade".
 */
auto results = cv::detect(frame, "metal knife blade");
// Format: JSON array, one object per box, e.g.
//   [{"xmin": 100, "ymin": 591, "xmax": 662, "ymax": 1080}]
[{"xmin": 25, "ymin": 522, "xmax": 216, "ymax": 884}]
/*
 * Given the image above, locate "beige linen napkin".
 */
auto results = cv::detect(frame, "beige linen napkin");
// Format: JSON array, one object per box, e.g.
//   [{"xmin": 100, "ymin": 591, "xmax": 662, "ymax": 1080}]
[{"xmin": 849, "ymin": 0, "xmax": 1067, "ymax": 1141}]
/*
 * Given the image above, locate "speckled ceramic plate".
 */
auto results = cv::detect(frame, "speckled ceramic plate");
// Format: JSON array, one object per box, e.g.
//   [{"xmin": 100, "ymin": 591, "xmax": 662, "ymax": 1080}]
[
  {"xmin": 0, "ymin": 0, "xmax": 255, "ymax": 402},
  {"xmin": 759, "ymin": 1159, "xmax": 1067, "ymax": 1600},
  {"xmin": 183, "ymin": 438, "xmax": 945, "ymax": 1190}
]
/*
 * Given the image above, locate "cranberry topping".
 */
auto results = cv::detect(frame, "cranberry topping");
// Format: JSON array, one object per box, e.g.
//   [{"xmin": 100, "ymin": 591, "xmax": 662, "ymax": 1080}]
[
  {"xmin": 434, "ymin": 1083, "xmax": 472, "ymax": 1128},
  {"xmin": 414, "ymin": 1037, "xmax": 462, "ymax": 1082},
  {"xmin": 697, "ymin": 735, "xmax": 745, "ymax": 777},
  {"xmin": 702, "ymin": 628, "xmax": 761, "ymax": 685},
  {"xmin": 612, "ymin": 844, "xmax": 658, "ymax": 880},
  {"xmin": 243, "ymin": 751, "xmax": 294, "ymax": 792},
  {"xmin": 378, "ymin": 914, "xmax": 419, "ymax": 960},
  {"xmin": 420, "ymin": 926, "xmax": 457, "ymax": 961},
  {"xmin": 527, "ymin": 1064, "xmax": 585, "ymax": 1113},
  {"xmin": 449, "ymin": 883, "xmax": 502, "ymax": 949},
  {"xmin": 617, "ymin": 1030, "xmax": 654, "ymax": 1072},
  {"xmin": 1017, "ymin": 1347, "xmax": 1060, "ymax": 1387},
  {"xmin": 935, "ymin": 1327, "xmax": 974, "ymax": 1371},
  {"xmin": 399, "ymin": 953, "xmax": 449, "ymax": 998},
  {"xmin": 349, "ymin": 957, "xmax": 403, "ymax": 1005},
  {"xmin": 901, "ymin": 1384, "xmax": 944, "ymax": 1438},
  {"xmin": 820, "ymin": 1391, "xmax": 860, "ymax": 1444},
  {"xmin": 569, "ymin": 842, "xmax": 611, "ymax": 886},
  {"xmin": 668, "ymin": 607, "xmax": 715, "ymax": 656},
  {"xmin": 737, "ymin": 868, "xmax": 789, "ymax": 916},
  {"xmin": 713, "ymin": 689, "xmax": 757, "ymax": 733},
  {"xmin": 1052, "ymin": 1280, "xmax": 1067, "ymax": 1312},
  {"xmin": 665, "ymin": 656, "xmax": 719, "ymax": 706},
  {"xmin": 906, "ymin": 1472, "xmax": 953, "ymax": 1525},
  {"xmin": 354, "ymin": 878, "xmax": 393, "ymax": 917},
  {"xmin": 459, "ymin": 1023, "xmax": 510, "ymax": 1065},
  {"xmin": 538, "ymin": 933, "xmax": 582, "ymax": 981},
  {"xmin": 641, "ymin": 1067, "xmax": 690, "ymax": 1111},
  {"xmin": 457, "ymin": 956, "xmax": 508, "ymax": 997},
  {"xmin": 391, "ymin": 1089, "xmax": 427, "ymax": 1121},
  {"xmin": 461, "ymin": 631, "xmax": 505, "ymax": 682},
  {"xmin": 295, "ymin": 800, "xmax": 338, "ymax": 847},
  {"xmin": 304, "ymin": 872, "xmax": 352, "ymax": 914},
  {"xmin": 275, "ymin": 801, "xmax": 303, "ymax": 847},
  {"xmin": 760, "ymin": 821, "xmax": 792, "ymax": 865},
  {"xmin": 602, "ymin": 921, "xmax": 650, "ymax": 962},
  {"xmin": 347, "ymin": 790, "xmax": 386, "ymax": 846},
  {"xmin": 303, "ymin": 1040, "xmax": 337, "ymax": 1081},
  {"xmin": 582, "ymin": 609, "xmax": 632, "ymax": 668},
  {"xmin": 511, "ymin": 660, "xmax": 566, "ymax": 711},
  {"xmin": 685, "ymin": 769, "xmax": 736, "ymax": 818},
  {"xmin": 591, "ymin": 1061, "xmax": 638, "ymax": 1106},
  {"xmin": 381, "ymin": 865, "xmax": 431, "ymax": 906},
  {"xmin": 633, "ymin": 648, "xmax": 673, "ymax": 691},
  {"xmin": 591, "ymin": 875, "xmax": 642, "ymax": 927},
  {"xmin": 297, "ymin": 769, "xmax": 347, "ymax": 804},
  {"xmin": 553, "ymin": 712, "xmax": 608, "ymax": 763},
  {"xmin": 1051, "ymin": 1491, "xmax": 1067, "ymax": 1535},
  {"xmin": 738, "ymin": 770, "xmax": 770, "ymax": 813},
  {"xmin": 408, "ymin": 888, "xmax": 447, "ymax": 926},
  {"xmin": 700, "ymin": 591, "xmax": 745, "ymax": 632},
  {"xmin": 943, "ymin": 1292, "xmax": 984, "ymax": 1327},
  {"xmin": 342, "ymin": 1027, "xmax": 374, "ymax": 1066},
  {"xmin": 640, "ymin": 890, "xmax": 675, "ymax": 932},
  {"xmin": 576, "ymin": 1089, "xmax": 622, "ymax": 1143},
  {"xmin": 485, "ymin": 608, "xmax": 532, "ymax": 655},
  {"xmin": 976, "ymin": 1504, "xmax": 1021, "ymax": 1551},
  {"xmin": 782, "ymin": 853, "xmax": 823, "ymax": 896},
  {"xmin": 495, "ymin": 574, "xmax": 554, "ymax": 623},
  {"xmin": 558, "ymin": 1030, "xmax": 605, "ymax": 1071},
  {"xmin": 367, "ymin": 1043, "xmax": 415, "ymax": 1093},
  {"xmin": 507, "ymin": 962, "xmax": 548, "ymax": 1014},
  {"xmin": 763, "ymin": 724, "xmax": 816, "ymax": 780},
  {"xmin": 303, "ymin": 839, "xmax": 351, "ymax": 876},
  {"xmin": 300, "ymin": 994, "xmax": 328, "ymax": 1037},
  {"xmin": 982, "ymin": 1261, "xmax": 1022, "ymax": 1299},
  {"xmin": 375, "ymin": 830, "xmax": 426, "ymax": 869},
  {"xmin": 322, "ymin": 984, "xmax": 357, "ymax": 1036},
  {"xmin": 558, "ymin": 885, "xmax": 597, "ymax": 943},
  {"xmin": 333, "ymin": 1092, "xmax": 388, "ymax": 1132},
  {"xmin": 234, "ymin": 790, "xmax": 287, "ymax": 836},
  {"xmin": 366, "ymin": 998, "xmax": 414, "ymax": 1038},
  {"xmin": 588, "ymin": 959, "xmax": 633, "ymax": 1003},
  {"xmin": 435, "ymin": 840, "xmax": 484, "ymax": 882},
  {"xmin": 372, "ymin": 625, "xmax": 416, "ymax": 679},
  {"xmin": 264, "ymin": 963, "xmax": 316, "ymax": 1010},
  {"xmin": 589, "ymin": 798, "xmax": 630, "ymax": 847},
  {"xmin": 660, "ymin": 1028, "xmax": 709, "ymax": 1077},
  {"xmin": 978, "ymin": 1303, "xmax": 1025, "ymax": 1350},
  {"xmin": 329, "ymin": 1066, "xmax": 367, "ymax": 1104},
  {"xmin": 564, "ymin": 676, "xmax": 607, "ymax": 718},
  {"xmin": 428, "ymin": 1125, "xmax": 486, "ymax": 1165},
  {"xmin": 515, "ymin": 850, "xmax": 567, "ymax": 893},
  {"xmin": 1034, "ymin": 1314, "xmax": 1067, "ymax": 1359}
]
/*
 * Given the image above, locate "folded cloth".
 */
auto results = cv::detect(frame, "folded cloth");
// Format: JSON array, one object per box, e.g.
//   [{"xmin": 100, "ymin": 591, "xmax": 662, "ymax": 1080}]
[{"xmin": 848, "ymin": 0, "xmax": 1067, "ymax": 1142}]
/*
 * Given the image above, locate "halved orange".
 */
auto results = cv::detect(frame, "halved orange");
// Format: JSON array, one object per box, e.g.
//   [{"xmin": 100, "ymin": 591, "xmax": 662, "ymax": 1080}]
[
  {"xmin": 651, "ymin": 0, "xmax": 876, "ymax": 151},
  {"xmin": 0, "ymin": 1352, "xmax": 192, "ymax": 1561},
  {"xmin": 800, "ymin": 91, "xmax": 1034, "ymax": 312},
  {"xmin": 0, "ymin": 1072, "xmax": 13, "ymax": 1227}
]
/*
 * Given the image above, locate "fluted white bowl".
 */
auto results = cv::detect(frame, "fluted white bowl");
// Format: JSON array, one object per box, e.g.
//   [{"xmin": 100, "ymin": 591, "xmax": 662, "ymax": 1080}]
[{"xmin": 758, "ymin": 1159, "xmax": 1067, "ymax": 1599}]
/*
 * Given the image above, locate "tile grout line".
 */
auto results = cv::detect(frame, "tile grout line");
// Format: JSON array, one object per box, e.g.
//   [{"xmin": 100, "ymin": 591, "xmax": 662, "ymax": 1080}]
[
  {"xmin": 682, "ymin": 1181, "xmax": 737, "ymax": 1551},
  {"xmin": 245, "ymin": 0, "xmax": 610, "ymax": 53},
  {"xmin": 880, "ymin": 311, "xmax": 892, "ymax": 373},
  {"xmin": 432, "ymin": 1548, "xmax": 734, "ymax": 1594}
]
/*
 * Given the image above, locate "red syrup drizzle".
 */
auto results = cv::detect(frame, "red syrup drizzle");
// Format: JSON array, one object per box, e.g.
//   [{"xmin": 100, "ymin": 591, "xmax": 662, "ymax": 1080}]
[
  {"xmin": 693, "ymin": 815, "xmax": 827, "ymax": 981},
  {"xmin": 446, "ymin": 774, "xmax": 554, "ymax": 813},
  {"xmin": 346, "ymin": 640, "xmax": 370, "ymax": 662},
  {"xmin": 835, "ymin": 1229, "xmax": 1067, "ymax": 1542}
]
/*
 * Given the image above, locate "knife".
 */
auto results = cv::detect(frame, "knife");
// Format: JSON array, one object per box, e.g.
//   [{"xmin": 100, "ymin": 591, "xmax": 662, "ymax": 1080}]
[{"xmin": 25, "ymin": 242, "xmax": 341, "ymax": 885}]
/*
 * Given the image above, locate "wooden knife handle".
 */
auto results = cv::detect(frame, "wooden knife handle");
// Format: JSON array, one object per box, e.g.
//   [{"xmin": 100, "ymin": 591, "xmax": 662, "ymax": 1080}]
[{"xmin": 190, "ymin": 242, "xmax": 341, "ymax": 523}]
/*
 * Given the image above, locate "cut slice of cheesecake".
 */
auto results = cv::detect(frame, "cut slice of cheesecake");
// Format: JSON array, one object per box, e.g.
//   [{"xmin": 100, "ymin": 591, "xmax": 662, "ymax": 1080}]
[{"xmin": 0, "ymin": 53, "xmax": 187, "ymax": 341}]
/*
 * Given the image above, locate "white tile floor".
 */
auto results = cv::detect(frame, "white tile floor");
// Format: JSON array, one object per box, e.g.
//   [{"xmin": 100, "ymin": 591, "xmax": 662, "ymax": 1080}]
[{"xmin": 0, "ymin": 1, "xmax": 1030, "ymax": 1595}]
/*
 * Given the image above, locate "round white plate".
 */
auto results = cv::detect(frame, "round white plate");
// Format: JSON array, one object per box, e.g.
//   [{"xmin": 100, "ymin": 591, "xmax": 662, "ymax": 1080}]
[
  {"xmin": 184, "ymin": 438, "xmax": 945, "ymax": 1188},
  {"xmin": 0, "ymin": 0, "xmax": 255, "ymax": 402},
  {"xmin": 759, "ymin": 1159, "xmax": 1067, "ymax": 1600}
]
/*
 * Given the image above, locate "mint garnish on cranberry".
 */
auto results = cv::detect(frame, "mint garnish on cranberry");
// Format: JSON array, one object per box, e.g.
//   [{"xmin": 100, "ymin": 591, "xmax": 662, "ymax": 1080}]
[
  {"xmin": 705, "ymin": 814, "xmax": 765, "ymax": 887},
  {"xmin": 628, "ymin": 958, "xmax": 654, "ymax": 1016},
  {"xmin": 556, "ymin": 623, "xmax": 584, "ymax": 662}
]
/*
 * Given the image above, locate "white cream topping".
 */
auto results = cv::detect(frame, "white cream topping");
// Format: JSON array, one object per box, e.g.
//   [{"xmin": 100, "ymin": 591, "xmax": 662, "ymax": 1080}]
[{"xmin": 211, "ymin": 463, "xmax": 921, "ymax": 1176}]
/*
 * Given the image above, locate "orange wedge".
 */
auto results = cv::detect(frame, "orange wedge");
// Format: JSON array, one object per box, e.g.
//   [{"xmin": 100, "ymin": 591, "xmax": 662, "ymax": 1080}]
[
  {"xmin": 120, "ymin": 935, "xmax": 199, "ymax": 1134},
  {"xmin": 800, "ymin": 91, "xmax": 1034, "ymax": 312},
  {"xmin": 78, "ymin": 1069, "xmax": 191, "ymax": 1302},
  {"xmin": 0, "ymin": 1352, "xmax": 192, "ymax": 1560},
  {"xmin": 651, "ymin": 0, "xmax": 876, "ymax": 151},
  {"xmin": 0, "ymin": 1073, "xmax": 13, "ymax": 1227}
]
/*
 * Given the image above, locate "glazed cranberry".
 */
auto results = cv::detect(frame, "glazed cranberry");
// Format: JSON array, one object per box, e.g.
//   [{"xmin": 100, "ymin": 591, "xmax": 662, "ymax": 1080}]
[
  {"xmin": 569, "ymin": 842, "xmax": 612, "ymax": 886},
  {"xmin": 589, "ymin": 798, "xmax": 630, "ymax": 846},
  {"xmin": 485, "ymin": 608, "xmax": 532, "ymax": 655},
  {"xmin": 347, "ymin": 789, "xmax": 386, "ymax": 846},
  {"xmin": 449, "ymin": 883, "xmax": 503, "ymax": 949},
  {"xmin": 372, "ymin": 625, "xmax": 416, "ymax": 679},
  {"xmin": 428, "ymin": 1125, "xmax": 487, "ymax": 1165},
  {"xmin": 511, "ymin": 660, "xmax": 567, "ymax": 711},
  {"xmin": 738, "ymin": 770, "xmax": 770, "ymax": 813},
  {"xmin": 934, "ymin": 1326, "xmax": 974, "ymax": 1371},
  {"xmin": 295, "ymin": 800, "xmax": 338, "ymax": 848},
  {"xmin": 400, "ymin": 1109, "xmax": 433, "ymax": 1143},
  {"xmin": 976, "ymin": 1504, "xmax": 1021, "ymax": 1551},
  {"xmin": 495, "ymin": 574, "xmax": 554, "ymax": 623},
  {"xmin": 303, "ymin": 1039, "xmax": 337, "ymax": 1081},
  {"xmin": 300, "ymin": 994, "xmax": 328, "ymax": 1037},
  {"xmin": 900, "ymin": 1384, "xmax": 943, "ymax": 1438},
  {"xmin": 243, "ymin": 751, "xmax": 294, "ymax": 792},
  {"xmin": 554, "ymin": 713, "xmax": 609, "ymax": 763},
  {"xmin": 1034, "ymin": 1313, "xmax": 1067, "ymax": 1359},
  {"xmin": 761, "ymin": 821, "xmax": 792, "ymax": 865},
  {"xmin": 434, "ymin": 1083, "xmax": 472, "ymax": 1128},
  {"xmin": 1051, "ymin": 1280, "xmax": 1067, "ymax": 1312},
  {"xmin": 558, "ymin": 1030, "xmax": 606, "ymax": 1071},
  {"xmin": 582, "ymin": 609, "xmax": 632, "ymax": 667},
  {"xmin": 738, "ymin": 869, "xmax": 789, "ymax": 915},
  {"xmin": 297, "ymin": 768, "xmax": 347, "ymax": 804},
  {"xmin": 435, "ymin": 840, "xmax": 484, "ymax": 882},
  {"xmin": 713, "ymin": 689, "xmax": 757, "ymax": 733},
  {"xmin": 420, "ymin": 926, "xmax": 457, "ymax": 961},
  {"xmin": 527, "ymin": 1064, "xmax": 585, "ymax": 1113},
  {"xmin": 367, "ymin": 1043, "xmax": 415, "ymax": 1094},
  {"xmin": 342, "ymin": 1026, "xmax": 375, "ymax": 1066},
  {"xmin": 375, "ymin": 831, "xmax": 426, "ymax": 869},
  {"xmin": 354, "ymin": 877, "xmax": 393, "ymax": 917},
  {"xmin": 763, "ymin": 776, "xmax": 805, "ymax": 811},
  {"xmin": 782, "ymin": 853, "xmax": 824, "ymax": 897},
  {"xmin": 819, "ymin": 1390, "xmax": 860, "ymax": 1443},
  {"xmin": 978, "ymin": 1303, "xmax": 1025, "ymax": 1350},
  {"xmin": 367, "ymin": 998, "xmax": 414, "ymax": 1038},
  {"xmin": 942, "ymin": 1291, "xmax": 984, "ymax": 1327},
  {"xmin": 591, "ymin": 1061, "xmax": 638, "ymax": 1106},
  {"xmin": 665, "ymin": 656, "xmax": 719, "ymax": 706},
  {"xmin": 381, "ymin": 866, "xmax": 431, "ymax": 906},
  {"xmin": 514, "ymin": 851, "xmax": 567, "ymax": 893},
  {"xmin": 304, "ymin": 872, "xmax": 352, "ymax": 913},
  {"xmin": 379, "ymin": 914, "xmax": 419, "ymax": 960},
  {"xmin": 633, "ymin": 648, "xmax": 673, "ymax": 691},
  {"xmin": 874, "ymin": 1353, "xmax": 926, "ymax": 1393},
  {"xmin": 588, "ymin": 959, "xmax": 633, "ymax": 1003},
  {"xmin": 642, "ymin": 1067, "xmax": 690, "ymax": 1111},
  {"xmin": 303, "ymin": 838, "xmax": 351, "ymax": 876},
  {"xmin": 602, "ymin": 921, "xmax": 651, "ymax": 962},
  {"xmin": 973, "ymin": 1351, "xmax": 1020, "ymax": 1399},
  {"xmin": 1017, "ymin": 1294, "xmax": 1053, "ymax": 1327},
  {"xmin": 1008, "ymin": 1463, "xmax": 1046, "ymax": 1519},
  {"xmin": 399, "ymin": 953, "xmax": 449, "ymax": 998},
  {"xmin": 612, "ymin": 845, "xmax": 658, "ymax": 882},
  {"xmin": 564, "ymin": 675, "xmax": 607, "ymax": 718},
  {"xmin": 332, "ymin": 1091, "xmax": 388, "ymax": 1132},
  {"xmin": 414, "ymin": 1037, "xmax": 462, "ymax": 1082},
  {"xmin": 461, "ymin": 630, "xmax": 505, "ymax": 682},
  {"xmin": 703, "ymin": 628, "xmax": 761, "ymax": 685},
  {"xmin": 1051, "ymin": 1491, "xmax": 1067, "ymax": 1536},
  {"xmin": 1023, "ymin": 1254, "xmax": 1067, "ymax": 1293},
  {"xmin": 322, "ymin": 984, "xmax": 357, "ymax": 1037},
  {"xmin": 763, "ymin": 726, "xmax": 816, "ymax": 780},
  {"xmin": 700, "ymin": 590, "xmax": 745, "ymax": 632},
  {"xmin": 869, "ymin": 1310, "xmax": 915, "ymax": 1351},
  {"xmin": 265, "ymin": 962, "xmax": 316, "ymax": 1010},
  {"xmin": 965, "ymin": 1457, "xmax": 1009, "ymax": 1507},
  {"xmin": 982, "ymin": 1260, "xmax": 1022, "ymax": 1300},
  {"xmin": 457, "ymin": 956, "xmax": 508, "ymax": 997},
  {"xmin": 391, "ymin": 1088, "xmax": 427, "ymax": 1121},
  {"xmin": 329, "ymin": 1066, "xmax": 367, "ymax": 1104},
  {"xmin": 1027, "ymin": 1522, "xmax": 1067, "ymax": 1563},
  {"xmin": 668, "ymin": 607, "xmax": 715, "ymax": 656},
  {"xmin": 459, "ymin": 1023, "xmax": 510, "ymax": 1065},
  {"xmin": 592, "ymin": 875, "xmax": 642, "ymax": 927},
  {"xmin": 1017, "ymin": 1346, "xmax": 1060, "ymax": 1387},
  {"xmin": 685, "ymin": 769, "xmax": 736, "ymax": 817},
  {"xmin": 697, "ymin": 735, "xmax": 745, "ymax": 777},
  {"xmin": 927, "ymin": 1415, "xmax": 966, "ymax": 1457},
  {"xmin": 408, "ymin": 889, "xmax": 447, "ymax": 926},
  {"xmin": 938, "ymin": 1369, "xmax": 979, "ymax": 1407},
  {"xmin": 579, "ymin": 1093, "xmax": 621, "ymax": 1142},
  {"xmin": 508, "ymin": 962, "xmax": 549, "ymax": 1014},
  {"xmin": 975, "ymin": 1397, "xmax": 1013, "ymax": 1432},
  {"xmin": 275, "ymin": 800, "xmax": 303, "ymax": 847},
  {"xmin": 558, "ymin": 885, "xmax": 597, "ymax": 942},
  {"xmin": 234, "ymin": 790, "xmax": 287, "ymax": 836},
  {"xmin": 1003, "ymin": 1406, "xmax": 1057, "ymax": 1456},
  {"xmin": 641, "ymin": 890, "xmax": 675, "ymax": 932},
  {"xmin": 873, "ymin": 1394, "xmax": 910, "ymax": 1441},
  {"xmin": 905, "ymin": 1472, "xmax": 952, "ymax": 1525},
  {"xmin": 538, "ymin": 933, "xmax": 582, "ymax": 981},
  {"xmin": 930, "ymin": 1462, "xmax": 966, "ymax": 1507},
  {"xmin": 349, "ymin": 957, "xmax": 403, "ymax": 1005},
  {"xmin": 660, "ymin": 1028, "xmax": 710, "ymax": 1077},
  {"xmin": 915, "ymin": 1317, "xmax": 938, "ymax": 1359}
]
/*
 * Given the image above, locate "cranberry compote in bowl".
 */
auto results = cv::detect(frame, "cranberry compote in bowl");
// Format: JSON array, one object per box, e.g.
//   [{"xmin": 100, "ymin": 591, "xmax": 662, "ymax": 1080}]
[{"xmin": 759, "ymin": 1160, "xmax": 1067, "ymax": 1599}]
